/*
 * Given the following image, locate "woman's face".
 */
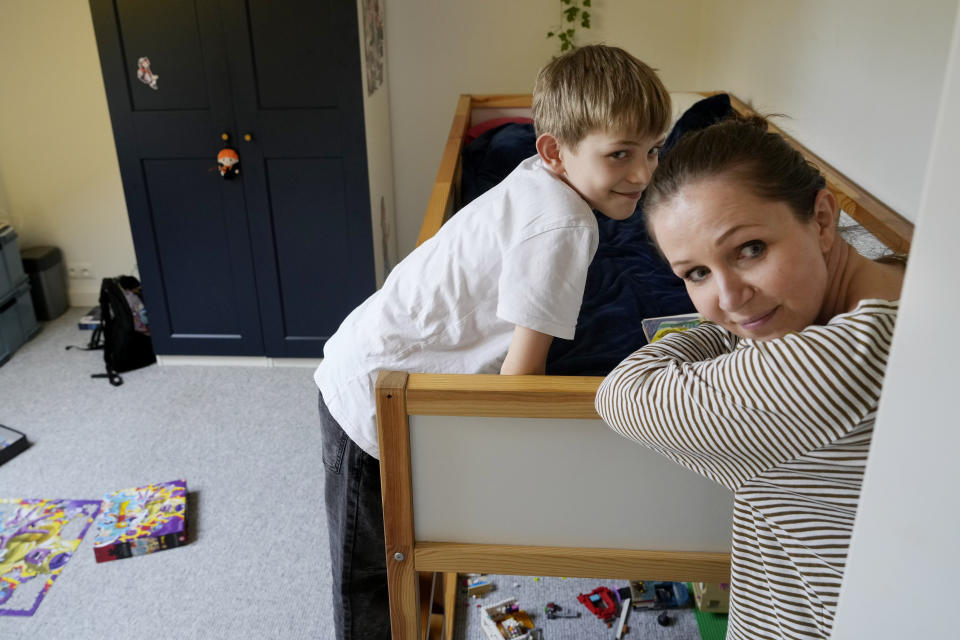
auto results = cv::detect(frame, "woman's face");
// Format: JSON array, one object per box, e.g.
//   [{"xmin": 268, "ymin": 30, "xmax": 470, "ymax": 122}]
[{"xmin": 651, "ymin": 177, "xmax": 835, "ymax": 341}]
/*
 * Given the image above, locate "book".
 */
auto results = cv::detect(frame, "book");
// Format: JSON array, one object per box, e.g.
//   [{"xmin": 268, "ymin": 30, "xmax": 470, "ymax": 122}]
[
  {"xmin": 0, "ymin": 498, "xmax": 101, "ymax": 616},
  {"xmin": 92, "ymin": 479, "xmax": 188, "ymax": 563},
  {"xmin": 0, "ymin": 424, "xmax": 27, "ymax": 466},
  {"xmin": 78, "ymin": 305, "xmax": 100, "ymax": 330},
  {"xmin": 641, "ymin": 312, "xmax": 703, "ymax": 343}
]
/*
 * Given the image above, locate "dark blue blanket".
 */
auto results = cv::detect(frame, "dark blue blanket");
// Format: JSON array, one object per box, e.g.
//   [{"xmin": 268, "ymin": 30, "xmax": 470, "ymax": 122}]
[{"xmin": 458, "ymin": 94, "xmax": 733, "ymax": 375}]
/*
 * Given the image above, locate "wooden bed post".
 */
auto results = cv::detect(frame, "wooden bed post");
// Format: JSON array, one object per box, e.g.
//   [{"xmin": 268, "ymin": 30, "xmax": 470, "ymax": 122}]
[{"xmin": 376, "ymin": 370, "xmax": 419, "ymax": 640}]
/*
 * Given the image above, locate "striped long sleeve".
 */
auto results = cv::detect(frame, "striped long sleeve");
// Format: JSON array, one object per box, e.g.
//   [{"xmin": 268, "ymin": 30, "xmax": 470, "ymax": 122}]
[{"xmin": 595, "ymin": 300, "xmax": 898, "ymax": 640}]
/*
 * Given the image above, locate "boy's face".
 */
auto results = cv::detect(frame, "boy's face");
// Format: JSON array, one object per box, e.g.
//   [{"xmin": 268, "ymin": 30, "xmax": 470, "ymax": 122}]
[{"xmin": 554, "ymin": 128, "xmax": 666, "ymax": 220}]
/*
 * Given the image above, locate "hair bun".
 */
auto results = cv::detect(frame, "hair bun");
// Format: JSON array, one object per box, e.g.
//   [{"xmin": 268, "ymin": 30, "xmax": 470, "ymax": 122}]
[{"xmin": 726, "ymin": 112, "xmax": 771, "ymax": 132}]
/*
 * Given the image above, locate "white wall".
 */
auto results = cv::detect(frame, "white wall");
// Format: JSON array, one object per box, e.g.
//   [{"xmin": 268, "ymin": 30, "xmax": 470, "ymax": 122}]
[
  {"xmin": 698, "ymin": 0, "xmax": 957, "ymax": 224},
  {"xmin": 832, "ymin": 6, "xmax": 960, "ymax": 637},
  {"xmin": 385, "ymin": 0, "xmax": 704, "ymax": 255},
  {"xmin": 0, "ymin": 0, "xmax": 135, "ymax": 306}
]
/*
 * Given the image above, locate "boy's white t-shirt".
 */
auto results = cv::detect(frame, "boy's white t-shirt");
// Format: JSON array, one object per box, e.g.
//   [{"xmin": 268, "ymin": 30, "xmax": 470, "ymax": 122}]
[{"xmin": 314, "ymin": 155, "xmax": 599, "ymax": 458}]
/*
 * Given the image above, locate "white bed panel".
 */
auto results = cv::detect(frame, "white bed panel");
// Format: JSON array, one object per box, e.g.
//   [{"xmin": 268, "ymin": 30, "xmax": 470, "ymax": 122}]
[{"xmin": 409, "ymin": 415, "xmax": 734, "ymax": 551}]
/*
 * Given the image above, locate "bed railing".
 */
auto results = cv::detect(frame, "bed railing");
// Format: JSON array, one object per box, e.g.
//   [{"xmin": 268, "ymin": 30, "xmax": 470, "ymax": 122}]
[{"xmin": 418, "ymin": 92, "xmax": 913, "ymax": 253}]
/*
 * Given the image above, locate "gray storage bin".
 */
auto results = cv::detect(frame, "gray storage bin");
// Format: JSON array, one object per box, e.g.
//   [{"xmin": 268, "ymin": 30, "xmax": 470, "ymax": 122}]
[
  {"xmin": 21, "ymin": 246, "xmax": 68, "ymax": 320},
  {"xmin": 0, "ymin": 224, "xmax": 26, "ymax": 298},
  {"xmin": 0, "ymin": 279, "xmax": 39, "ymax": 367}
]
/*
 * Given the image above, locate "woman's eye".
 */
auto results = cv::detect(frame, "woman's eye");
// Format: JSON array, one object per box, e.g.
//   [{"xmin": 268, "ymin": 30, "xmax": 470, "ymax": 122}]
[
  {"xmin": 648, "ymin": 146, "xmax": 662, "ymax": 157},
  {"xmin": 608, "ymin": 150, "xmax": 630, "ymax": 160},
  {"xmin": 684, "ymin": 266, "xmax": 709, "ymax": 283},
  {"xmin": 739, "ymin": 240, "xmax": 766, "ymax": 259}
]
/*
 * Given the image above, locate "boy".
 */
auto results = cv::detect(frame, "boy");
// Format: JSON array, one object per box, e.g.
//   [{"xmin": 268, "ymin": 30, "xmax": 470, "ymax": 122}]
[{"xmin": 314, "ymin": 44, "xmax": 671, "ymax": 640}]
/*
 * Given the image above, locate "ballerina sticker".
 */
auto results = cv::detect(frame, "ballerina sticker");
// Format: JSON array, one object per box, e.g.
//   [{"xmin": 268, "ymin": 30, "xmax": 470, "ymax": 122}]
[{"xmin": 136, "ymin": 56, "xmax": 159, "ymax": 90}]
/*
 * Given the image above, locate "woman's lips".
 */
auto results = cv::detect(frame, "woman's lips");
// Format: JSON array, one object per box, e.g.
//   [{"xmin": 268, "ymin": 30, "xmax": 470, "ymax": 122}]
[{"xmin": 740, "ymin": 306, "xmax": 778, "ymax": 330}]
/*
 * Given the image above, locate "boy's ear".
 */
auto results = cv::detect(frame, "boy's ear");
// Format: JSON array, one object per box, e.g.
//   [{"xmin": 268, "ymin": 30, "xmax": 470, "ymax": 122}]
[
  {"xmin": 812, "ymin": 188, "xmax": 838, "ymax": 254},
  {"xmin": 536, "ymin": 133, "xmax": 564, "ymax": 174}
]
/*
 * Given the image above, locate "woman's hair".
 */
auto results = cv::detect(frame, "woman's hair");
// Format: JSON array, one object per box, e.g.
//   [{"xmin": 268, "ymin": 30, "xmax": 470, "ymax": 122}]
[
  {"xmin": 532, "ymin": 44, "xmax": 671, "ymax": 148},
  {"xmin": 644, "ymin": 114, "xmax": 827, "ymax": 238}
]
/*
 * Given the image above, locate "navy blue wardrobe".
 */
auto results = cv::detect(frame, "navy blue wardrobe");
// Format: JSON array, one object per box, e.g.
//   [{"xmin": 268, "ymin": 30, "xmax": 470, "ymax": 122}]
[{"xmin": 89, "ymin": 0, "xmax": 375, "ymax": 357}]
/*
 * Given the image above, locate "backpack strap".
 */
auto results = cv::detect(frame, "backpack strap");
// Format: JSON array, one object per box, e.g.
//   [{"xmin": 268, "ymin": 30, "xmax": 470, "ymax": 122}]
[
  {"xmin": 91, "ymin": 369, "xmax": 123, "ymax": 386},
  {"xmin": 65, "ymin": 323, "xmax": 103, "ymax": 351}
]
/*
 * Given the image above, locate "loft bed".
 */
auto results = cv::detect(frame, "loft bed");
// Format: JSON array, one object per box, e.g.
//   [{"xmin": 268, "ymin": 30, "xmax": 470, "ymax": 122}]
[{"xmin": 378, "ymin": 92, "xmax": 915, "ymax": 640}]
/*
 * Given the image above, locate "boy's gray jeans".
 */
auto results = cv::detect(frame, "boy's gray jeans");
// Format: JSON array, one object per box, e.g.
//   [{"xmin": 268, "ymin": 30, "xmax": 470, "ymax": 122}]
[{"xmin": 319, "ymin": 391, "xmax": 391, "ymax": 640}]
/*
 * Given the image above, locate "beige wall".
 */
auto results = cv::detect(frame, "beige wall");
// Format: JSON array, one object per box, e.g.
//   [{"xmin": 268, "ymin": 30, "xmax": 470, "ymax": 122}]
[
  {"xmin": 0, "ymin": 0, "xmax": 134, "ymax": 306},
  {"xmin": 385, "ymin": 0, "xmax": 704, "ymax": 255},
  {"xmin": 697, "ymin": 0, "xmax": 958, "ymax": 224}
]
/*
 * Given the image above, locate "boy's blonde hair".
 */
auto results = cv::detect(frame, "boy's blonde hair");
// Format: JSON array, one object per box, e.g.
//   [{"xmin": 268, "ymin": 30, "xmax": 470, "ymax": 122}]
[{"xmin": 532, "ymin": 45, "xmax": 671, "ymax": 148}]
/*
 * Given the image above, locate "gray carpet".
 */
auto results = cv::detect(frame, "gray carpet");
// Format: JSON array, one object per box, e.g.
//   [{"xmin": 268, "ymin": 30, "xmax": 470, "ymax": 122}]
[{"xmin": 0, "ymin": 308, "xmax": 333, "ymax": 639}]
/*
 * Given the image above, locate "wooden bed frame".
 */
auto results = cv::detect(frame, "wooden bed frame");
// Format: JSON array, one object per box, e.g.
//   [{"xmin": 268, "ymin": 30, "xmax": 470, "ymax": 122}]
[{"xmin": 379, "ymin": 93, "xmax": 915, "ymax": 640}]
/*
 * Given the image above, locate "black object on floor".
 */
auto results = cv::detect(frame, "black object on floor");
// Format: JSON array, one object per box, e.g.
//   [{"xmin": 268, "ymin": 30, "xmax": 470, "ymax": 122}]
[{"xmin": 0, "ymin": 423, "xmax": 28, "ymax": 465}]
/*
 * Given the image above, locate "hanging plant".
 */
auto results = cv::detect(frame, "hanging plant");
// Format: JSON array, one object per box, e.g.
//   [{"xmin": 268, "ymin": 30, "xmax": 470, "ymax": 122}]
[{"xmin": 547, "ymin": 0, "xmax": 592, "ymax": 52}]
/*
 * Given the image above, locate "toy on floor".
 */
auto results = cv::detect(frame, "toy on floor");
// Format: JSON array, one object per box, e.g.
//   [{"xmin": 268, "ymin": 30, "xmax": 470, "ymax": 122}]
[
  {"xmin": 544, "ymin": 601, "xmax": 580, "ymax": 619},
  {"xmin": 615, "ymin": 598, "xmax": 631, "ymax": 638},
  {"xmin": 692, "ymin": 581, "xmax": 730, "ymax": 613},
  {"xmin": 652, "ymin": 581, "xmax": 689, "ymax": 608},
  {"xmin": 466, "ymin": 574, "xmax": 495, "ymax": 597},
  {"xmin": 0, "ymin": 424, "xmax": 27, "ymax": 466},
  {"xmin": 92, "ymin": 479, "xmax": 187, "ymax": 562},
  {"xmin": 0, "ymin": 498, "xmax": 101, "ymax": 616},
  {"xmin": 627, "ymin": 580, "xmax": 690, "ymax": 610},
  {"xmin": 577, "ymin": 586, "xmax": 620, "ymax": 626},
  {"xmin": 481, "ymin": 598, "xmax": 539, "ymax": 640}
]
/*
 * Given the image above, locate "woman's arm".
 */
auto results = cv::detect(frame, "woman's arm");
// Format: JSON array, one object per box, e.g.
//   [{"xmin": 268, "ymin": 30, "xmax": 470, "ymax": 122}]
[{"xmin": 595, "ymin": 302, "xmax": 898, "ymax": 490}]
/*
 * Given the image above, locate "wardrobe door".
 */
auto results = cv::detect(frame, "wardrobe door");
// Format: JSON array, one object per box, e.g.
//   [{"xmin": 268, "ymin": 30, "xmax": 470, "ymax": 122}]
[
  {"xmin": 89, "ymin": 0, "xmax": 265, "ymax": 355},
  {"xmin": 220, "ymin": 0, "xmax": 375, "ymax": 357}
]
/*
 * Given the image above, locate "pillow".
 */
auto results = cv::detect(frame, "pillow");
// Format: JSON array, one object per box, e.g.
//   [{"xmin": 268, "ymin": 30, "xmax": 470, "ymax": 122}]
[
  {"xmin": 460, "ymin": 122, "xmax": 537, "ymax": 207},
  {"xmin": 662, "ymin": 93, "xmax": 732, "ymax": 155},
  {"xmin": 463, "ymin": 117, "xmax": 534, "ymax": 146}
]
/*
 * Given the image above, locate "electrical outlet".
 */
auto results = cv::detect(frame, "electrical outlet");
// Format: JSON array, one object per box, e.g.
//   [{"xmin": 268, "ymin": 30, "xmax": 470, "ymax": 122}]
[{"xmin": 67, "ymin": 262, "xmax": 94, "ymax": 279}]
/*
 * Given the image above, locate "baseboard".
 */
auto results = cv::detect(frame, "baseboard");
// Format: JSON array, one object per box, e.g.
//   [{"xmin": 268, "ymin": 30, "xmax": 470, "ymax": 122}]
[
  {"xmin": 68, "ymin": 287, "xmax": 100, "ymax": 308},
  {"xmin": 156, "ymin": 355, "xmax": 322, "ymax": 368}
]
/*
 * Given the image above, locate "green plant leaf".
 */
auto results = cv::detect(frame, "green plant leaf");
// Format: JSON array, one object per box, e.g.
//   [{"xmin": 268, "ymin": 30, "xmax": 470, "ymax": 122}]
[
  {"xmin": 547, "ymin": 31, "xmax": 555, "ymax": 37},
  {"xmin": 566, "ymin": 28, "xmax": 575, "ymax": 37},
  {"xmin": 581, "ymin": 12, "xmax": 590, "ymax": 28},
  {"xmin": 564, "ymin": 6, "xmax": 580, "ymax": 21}
]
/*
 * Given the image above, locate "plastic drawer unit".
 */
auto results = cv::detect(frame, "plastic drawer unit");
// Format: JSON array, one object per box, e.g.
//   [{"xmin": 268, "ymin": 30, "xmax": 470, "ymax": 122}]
[
  {"xmin": 0, "ymin": 223, "xmax": 27, "ymax": 298},
  {"xmin": 0, "ymin": 225, "xmax": 40, "ymax": 365}
]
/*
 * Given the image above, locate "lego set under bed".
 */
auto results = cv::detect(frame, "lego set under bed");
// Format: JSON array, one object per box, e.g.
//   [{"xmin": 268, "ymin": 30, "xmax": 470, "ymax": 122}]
[{"xmin": 376, "ymin": 92, "xmax": 914, "ymax": 640}]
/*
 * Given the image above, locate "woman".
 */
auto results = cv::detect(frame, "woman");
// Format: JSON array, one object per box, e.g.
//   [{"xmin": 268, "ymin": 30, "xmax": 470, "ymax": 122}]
[{"xmin": 595, "ymin": 115, "xmax": 904, "ymax": 640}]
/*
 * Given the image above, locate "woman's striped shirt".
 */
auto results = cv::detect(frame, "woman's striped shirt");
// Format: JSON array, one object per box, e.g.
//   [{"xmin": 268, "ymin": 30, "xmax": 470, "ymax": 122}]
[{"xmin": 595, "ymin": 299, "xmax": 898, "ymax": 640}]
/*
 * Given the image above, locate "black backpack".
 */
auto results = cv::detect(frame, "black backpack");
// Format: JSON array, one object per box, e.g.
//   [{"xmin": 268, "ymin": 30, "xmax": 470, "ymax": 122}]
[{"xmin": 90, "ymin": 276, "xmax": 156, "ymax": 386}]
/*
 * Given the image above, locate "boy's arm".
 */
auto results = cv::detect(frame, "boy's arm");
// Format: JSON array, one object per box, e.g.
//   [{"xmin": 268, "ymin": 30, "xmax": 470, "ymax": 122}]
[{"xmin": 500, "ymin": 325, "xmax": 555, "ymax": 375}]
